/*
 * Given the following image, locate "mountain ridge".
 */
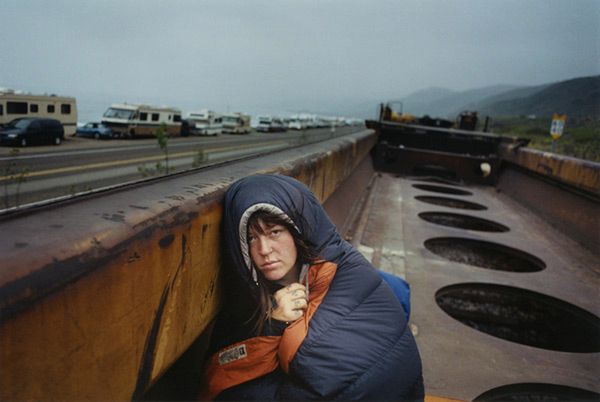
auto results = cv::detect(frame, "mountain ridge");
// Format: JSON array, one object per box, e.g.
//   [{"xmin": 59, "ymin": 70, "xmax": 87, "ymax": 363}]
[{"xmin": 396, "ymin": 75, "xmax": 600, "ymax": 119}]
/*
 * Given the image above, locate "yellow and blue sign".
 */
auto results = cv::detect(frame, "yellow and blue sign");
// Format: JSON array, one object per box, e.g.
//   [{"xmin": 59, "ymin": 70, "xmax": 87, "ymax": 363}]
[{"xmin": 550, "ymin": 113, "xmax": 567, "ymax": 140}]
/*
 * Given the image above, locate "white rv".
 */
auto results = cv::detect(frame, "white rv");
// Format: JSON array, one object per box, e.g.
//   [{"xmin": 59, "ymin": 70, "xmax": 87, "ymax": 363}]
[
  {"xmin": 222, "ymin": 113, "xmax": 251, "ymax": 134},
  {"xmin": 101, "ymin": 103, "xmax": 182, "ymax": 138},
  {"xmin": 187, "ymin": 110, "xmax": 223, "ymax": 136},
  {"xmin": 257, "ymin": 116, "xmax": 287, "ymax": 133},
  {"xmin": 287, "ymin": 117, "xmax": 306, "ymax": 130},
  {"xmin": 0, "ymin": 89, "xmax": 78, "ymax": 135}
]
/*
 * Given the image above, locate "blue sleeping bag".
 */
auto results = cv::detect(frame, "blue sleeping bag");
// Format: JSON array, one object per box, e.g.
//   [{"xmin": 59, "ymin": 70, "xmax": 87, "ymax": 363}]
[{"xmin": 378, "ymin": 270, "xmax": 411, "ymax": 321}]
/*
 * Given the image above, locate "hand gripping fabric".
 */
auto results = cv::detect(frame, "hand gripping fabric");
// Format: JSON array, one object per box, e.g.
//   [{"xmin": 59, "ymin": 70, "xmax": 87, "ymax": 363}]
[{"xmin": 199, "ymin": 262, "xmax": 337, "ymax": 400}]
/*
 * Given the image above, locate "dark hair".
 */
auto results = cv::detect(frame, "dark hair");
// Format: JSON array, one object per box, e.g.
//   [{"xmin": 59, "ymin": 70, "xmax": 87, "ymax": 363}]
[{"xmin": 246, "ymin": 209, "xmax": 317, "ymax": 335}]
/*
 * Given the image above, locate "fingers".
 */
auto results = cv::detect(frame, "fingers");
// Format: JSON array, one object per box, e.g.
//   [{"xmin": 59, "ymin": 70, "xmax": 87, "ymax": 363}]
[
  {"xmin": 285, "ymin": 283, "xmax": 306, "ymax": 294},
  {"xmin": 291, "ymin": 289, "xmax": 307, "ymax": 300},
  {"xmin": 293, "ymin": 298, "xmax": 308, "ymax": 310},
  {"xmin": 271, "ymin": 282, "xmax": 309, "ymax": 322},
  {"xmin": 285, "ymin": 283, "xmax": 307, "ymax": 300},
  {"xmin": 276, "ymin": 283, "xmax": 307, "ymax": 302}
]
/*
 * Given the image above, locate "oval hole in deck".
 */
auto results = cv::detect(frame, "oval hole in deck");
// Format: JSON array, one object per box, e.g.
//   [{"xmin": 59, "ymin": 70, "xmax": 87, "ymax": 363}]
[
  {"xmin": 413, "ymin": 184, "xmax": 472, "ymax": 196},
  {"xmin": 436, "ymin": 283, "xmax": 600, "ymax": 353},
  {"xmin": 415, "ymin": 196, "xmax": 487, "ymax": 210},
  {"xmin": 419, "ymin": 212, "xmax": 509, "ymax": 232},
  {"xmin": 424, "ymin": 237, "xmax": 545, "ymax": 272},
  {"xmin": 473, "ymin": 383, "xmax": 600, "ymax": 401}
]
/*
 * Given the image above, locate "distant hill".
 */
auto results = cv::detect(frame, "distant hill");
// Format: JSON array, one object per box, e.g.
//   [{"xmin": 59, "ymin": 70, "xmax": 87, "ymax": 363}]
[
  {"xmin": 476, "ymin": 76, "xmax": 600, "ymax": 118},
  {"xmin": 468, "ymin": 84, "xmax": 551, "ymax": 109},
  {"xmin": 401, "ymin": 85, "xmax": 520, "ymax": 118},
  {"xmin": 395, "ymin": 75, "xmax": 600, "ymax": 120},
  {"xmin": 401, "ymin": 87, "xmax": 455, "ymax": 104}
]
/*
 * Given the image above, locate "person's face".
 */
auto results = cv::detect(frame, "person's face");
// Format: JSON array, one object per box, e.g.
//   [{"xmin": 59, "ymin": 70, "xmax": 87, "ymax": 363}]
[{"xmin": 249, "ymin": 220, "xmax": 299, "ymax": 286}]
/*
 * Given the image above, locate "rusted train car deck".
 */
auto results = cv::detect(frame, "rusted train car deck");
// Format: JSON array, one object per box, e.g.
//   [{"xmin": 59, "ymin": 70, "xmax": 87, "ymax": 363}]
[
  {"xmin": 347, "ymin": 170, "xmax": 599, "ymax": 400},
  {"xmin": 355, "ymin": 114, "xmax": 599, "ymax": 400},
  {"xmin": 1, "ymin": 122, "xmax": 598, "ymax": 401}
]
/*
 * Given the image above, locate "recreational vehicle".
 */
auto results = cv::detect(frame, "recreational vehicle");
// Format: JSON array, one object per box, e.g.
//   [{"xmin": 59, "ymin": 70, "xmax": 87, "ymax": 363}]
[
  {"xmin": 287, "ymin": 117, "xmax": 306, "ymax": 130},
  {"xmin": 222, "ymin": 112, "xmax": 251, "ymax": 134},
  {"xmin": 187, "ymin": 110, "xmax": 223, "ymax": 136},
  {"xmin": 0, "ymin": 89, "xmax": 77, "ymax": 135},
  {"xmin": 256, "ymin": 116, "xmax": 287, "ymax": 132},
  {"xmin": 101, "ymin": 103, "xmax": 182, "ymax": 138}
]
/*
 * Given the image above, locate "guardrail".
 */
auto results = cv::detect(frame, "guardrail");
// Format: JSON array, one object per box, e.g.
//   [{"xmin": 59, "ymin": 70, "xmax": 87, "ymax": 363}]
[{"xmin": 0, "ymin": 130, "xmax": 377, "ymax": 401}]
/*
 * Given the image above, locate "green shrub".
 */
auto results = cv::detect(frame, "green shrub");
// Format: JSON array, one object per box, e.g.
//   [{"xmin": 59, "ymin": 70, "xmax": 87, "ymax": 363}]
[{"xmin": 491, "ymin": 117, "xmax": 599, "ymax": 162}]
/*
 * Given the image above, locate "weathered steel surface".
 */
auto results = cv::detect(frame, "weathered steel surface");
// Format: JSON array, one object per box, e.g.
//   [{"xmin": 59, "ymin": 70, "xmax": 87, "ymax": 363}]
[
  {"xmin": 354, "ymin": 173, "xmax": 599, "ymax": 400},
  {"xmin": 0, "ymin": 130, "xmax": 376, "ymax": 401},
  {"xmin": 499, "ymin": 143, "xmax": 600, "ymax": 195},
  {"xmin": 322, "ymin": 156, "xmax": 375, "ymax": 238},
  {"xmin": 373, "ymin": 143, "xmax": 500, "ymax": 184},
  {"xmin": 497, "ymin": 145, "xmax": 600, "ymax": 252},
  {"xmin": 367, "ymin": 120, "xmax": 527, "ymax": 185},
  {"xmin": 367, "ymin": 120, "xmax": 508, "ymax": 154},
  {"xmin": 368, "ymin": 117, "xmax": 599, "ymax": 253}
]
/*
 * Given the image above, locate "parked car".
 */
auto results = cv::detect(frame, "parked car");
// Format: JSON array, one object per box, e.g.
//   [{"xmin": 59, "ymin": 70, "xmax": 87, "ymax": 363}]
[
  {"xmin": 76, "ymin": 122, "xmax": 115, "ymax": 139},
  {"xmin": 0, "ymin": 118, "xmax": 64, "ymax": 147}
]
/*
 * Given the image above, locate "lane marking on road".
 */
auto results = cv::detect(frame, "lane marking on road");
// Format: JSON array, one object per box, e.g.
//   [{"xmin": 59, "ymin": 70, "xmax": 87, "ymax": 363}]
[
  {"xmin": 0, "ymin": 141, "xmax": 286, "ymax": 181},
  {"xmin": 0, "ymin": 136, "xmax": 258, "ymax": 161}
]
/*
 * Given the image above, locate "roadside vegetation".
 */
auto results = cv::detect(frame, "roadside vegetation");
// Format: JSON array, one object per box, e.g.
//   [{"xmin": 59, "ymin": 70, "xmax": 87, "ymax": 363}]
[
  {"xmin": 192, "ymin": 149, "xmax": 207, "ymax": 168},
  {"xmin": 138, "ymin": 124, "xmax": 175, "ymax": 177},
  {"xmin": 2, "ymin": 148, "xmax": 30, "ymax": 209},
  {"xmin": 490, "ymin": 116, "xmax": 600, "ymax": 162}
]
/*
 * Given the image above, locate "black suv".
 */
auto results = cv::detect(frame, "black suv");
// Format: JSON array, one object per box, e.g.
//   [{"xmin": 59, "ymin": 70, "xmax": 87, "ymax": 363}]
[{"xmin": 0, "ymin": 118, "xmax": 65, "ymax": 147}]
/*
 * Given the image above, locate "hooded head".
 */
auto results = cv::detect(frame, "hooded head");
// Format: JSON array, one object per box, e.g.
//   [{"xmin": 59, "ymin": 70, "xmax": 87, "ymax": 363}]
[{"xmin": 223, "ymin": 174, "xmax": 359, "ymax": 291}]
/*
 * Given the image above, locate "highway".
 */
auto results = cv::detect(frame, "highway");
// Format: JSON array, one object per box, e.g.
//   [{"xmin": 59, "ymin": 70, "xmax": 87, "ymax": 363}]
[{"xmin": 0, "ymin": 126, "xmax": 363, "ymax": 210}]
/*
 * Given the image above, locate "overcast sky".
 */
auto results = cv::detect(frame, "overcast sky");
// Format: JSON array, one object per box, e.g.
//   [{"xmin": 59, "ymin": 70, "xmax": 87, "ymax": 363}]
[{"xmin": 2, "ymin": 0, "xmax": 599, "ymax": 117}]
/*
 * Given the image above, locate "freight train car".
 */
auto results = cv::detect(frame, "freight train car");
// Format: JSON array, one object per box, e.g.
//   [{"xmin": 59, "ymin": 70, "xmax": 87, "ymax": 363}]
[{"xmin": 1, "ymin": 111, "xmax": 598, "ymax": 401}]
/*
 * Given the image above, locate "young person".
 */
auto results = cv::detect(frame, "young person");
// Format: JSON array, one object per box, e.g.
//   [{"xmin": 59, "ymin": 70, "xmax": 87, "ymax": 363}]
[{"xmin": 200, "ymin": 174, "xmax": 423, "ymax": 400}]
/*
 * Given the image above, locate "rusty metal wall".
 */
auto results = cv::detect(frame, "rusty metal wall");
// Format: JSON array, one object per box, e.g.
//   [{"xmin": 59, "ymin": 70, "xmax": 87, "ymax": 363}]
[
  {"xmin": 0, "ymin": 130, "xmax": 376, "ymax": 401},
  {"xmin": 498, "ymin": 145, "xmax": 600, "ymax": 253},
  {"xmin": 373, "ymin": 143, "xmax": 500, "ymax": 185},
  {"xmin": 323, "ymin": 155, "xmax": 376, "ymax": 237},
  {"xmin": 499, "ymin": 144, "xmax": 600, "ymax": 195}
]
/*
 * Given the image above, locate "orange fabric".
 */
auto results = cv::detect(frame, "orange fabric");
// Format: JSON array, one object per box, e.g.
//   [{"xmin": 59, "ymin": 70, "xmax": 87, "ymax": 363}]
[
  {"xmin": 425, "ymin": 395, "xmax": 466, "ymax": 402},
  {"xmin": 278, "ymin": 261, "xmax": 337, "ymax": 373},
  {"xmin": 199, "ymin": 261, "xmax": 337, "ymax": 400},
  {"xmin": 200, "ymin": 336, "xmax": 280, "ymax": 400}
]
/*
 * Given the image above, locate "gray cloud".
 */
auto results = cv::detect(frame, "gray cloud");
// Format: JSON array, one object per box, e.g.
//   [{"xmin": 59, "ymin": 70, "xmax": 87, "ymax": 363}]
[{"xmin": 2, "ymin": 0, "xmax": 599, "ymax": 119}]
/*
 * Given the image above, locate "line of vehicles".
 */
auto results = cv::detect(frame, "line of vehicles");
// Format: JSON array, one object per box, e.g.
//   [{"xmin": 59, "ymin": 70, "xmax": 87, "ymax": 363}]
[
  {"xmin": 184, "ymin": 109, "xmax": 251, "ymax": 136},
  {"xmin": 0, "ymin": 89, "xmax": 361, "ymax": 147},
  {"xmin": 99, "ymin": 104, "xmax": 255, "ymax": 138},
  {"xmin": 256, "ymin": 114, "xmax": 355, "ymax": 132}
]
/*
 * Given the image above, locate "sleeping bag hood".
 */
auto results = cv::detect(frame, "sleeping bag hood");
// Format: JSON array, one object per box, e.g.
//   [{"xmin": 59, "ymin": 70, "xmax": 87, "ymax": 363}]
[{"xmin": 223, "ymin": 174, "xmax": 369, "ymax": 290}]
